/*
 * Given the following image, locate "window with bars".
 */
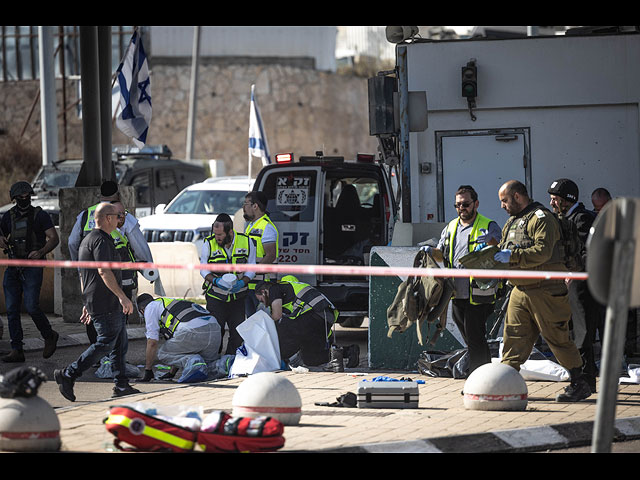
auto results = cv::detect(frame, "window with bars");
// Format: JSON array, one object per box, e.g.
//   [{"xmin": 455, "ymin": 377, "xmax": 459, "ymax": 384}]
[{"xmin": 0, "ymin": 26, "xmax": 142, "ymax": 82}]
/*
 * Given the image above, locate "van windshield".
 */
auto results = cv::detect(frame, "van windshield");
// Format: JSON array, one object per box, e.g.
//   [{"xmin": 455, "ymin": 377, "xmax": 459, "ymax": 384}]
[{"xmin": 165, "ymin": 189, "xmax": 246, "ymax": 214}]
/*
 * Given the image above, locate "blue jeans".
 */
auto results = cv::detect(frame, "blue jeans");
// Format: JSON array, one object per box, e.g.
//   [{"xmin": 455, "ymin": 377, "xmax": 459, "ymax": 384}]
[
  {"xmin": 3, "ymin": 266, "xmax": 54, "ymax": 351},
  {"xmin": 65, "ymin": 310, "xmax": 128, "ymax": 387}
]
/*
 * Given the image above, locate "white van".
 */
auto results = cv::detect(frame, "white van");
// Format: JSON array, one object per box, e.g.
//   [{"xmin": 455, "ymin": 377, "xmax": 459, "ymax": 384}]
[
  {"xmin": 139, "ymin": 176, "xmax": 254, "ymax": 251},
  {"xmin": 253, "ymin": 152, "xmax": 398, "ymax": 326}
]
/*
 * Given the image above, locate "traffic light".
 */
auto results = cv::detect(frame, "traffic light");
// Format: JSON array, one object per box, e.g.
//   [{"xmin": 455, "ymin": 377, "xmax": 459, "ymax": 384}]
[{"xmin": 461, "ymin": 60, "xmax": 477, "ymax": 99}]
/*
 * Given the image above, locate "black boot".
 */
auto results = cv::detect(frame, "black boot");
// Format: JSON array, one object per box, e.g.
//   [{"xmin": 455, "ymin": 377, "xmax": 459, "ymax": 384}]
[
  {"xmin": 343, "ymin": 344, "xmax": 360, "ymax": 368},
  {"xmin": 1, "ymin": 349, "xmax": 25, "ymax": 363},
  {"xmin": 323, "ymin": 345, "xmax": 344, "ymax": 372},
  {"xmin": 556, "ymin": 368, "xmax": 592, "ymax": 402}
]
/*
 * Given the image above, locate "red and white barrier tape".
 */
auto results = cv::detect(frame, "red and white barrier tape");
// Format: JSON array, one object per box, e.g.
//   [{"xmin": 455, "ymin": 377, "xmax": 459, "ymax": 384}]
[{"xmin": 0, "ymin": 258, "xmax": 589, "ymax": 281}]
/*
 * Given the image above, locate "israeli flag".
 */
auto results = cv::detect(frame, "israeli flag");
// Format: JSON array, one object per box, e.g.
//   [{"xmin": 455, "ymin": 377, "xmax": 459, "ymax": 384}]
[
  {"xmin": 115, "ymin": 30, "xmax": 152, "ymax": 148},
  {"xmin": 248, "ymin": 84, "xmax": 270, "ymax": 165}
]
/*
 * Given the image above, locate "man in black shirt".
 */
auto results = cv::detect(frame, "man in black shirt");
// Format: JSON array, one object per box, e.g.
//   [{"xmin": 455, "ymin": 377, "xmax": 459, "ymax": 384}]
[{"xmin": 54, "ymin": 203, "xmax": 140, "ymax": 401}]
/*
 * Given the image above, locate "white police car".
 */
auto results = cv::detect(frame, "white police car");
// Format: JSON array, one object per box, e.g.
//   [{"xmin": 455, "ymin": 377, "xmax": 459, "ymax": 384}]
[{"xmin": 138, "ymin": 176, "xmax": 254, "ymax": 251}]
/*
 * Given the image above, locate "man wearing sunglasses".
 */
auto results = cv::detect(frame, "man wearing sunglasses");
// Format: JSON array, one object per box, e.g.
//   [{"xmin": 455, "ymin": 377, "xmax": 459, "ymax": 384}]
[
  {"xmin": 421, "ymin": 185, "xmax": 501, "ymax": 374},
  {"xmin": 55, "ymin": 202, "xmax": 140, "ymax": 401}
]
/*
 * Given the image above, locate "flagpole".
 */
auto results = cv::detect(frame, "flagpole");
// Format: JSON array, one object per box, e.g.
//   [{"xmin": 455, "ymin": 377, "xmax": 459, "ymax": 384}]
[{"xmin": 248, "ymin": 84, "xmax": 255, "ymax": 183}]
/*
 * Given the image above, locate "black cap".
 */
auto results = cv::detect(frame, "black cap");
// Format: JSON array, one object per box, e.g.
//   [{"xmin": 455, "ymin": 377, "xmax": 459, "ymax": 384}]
[
  {"xmin": 9, "ymin": 181, "xmax": 34, "ymax": 199},
  {"xmin": 100, "ymin": 181, "xmax": 119, "ymax": 198},
  {"xmin": 548, "ymin": 178, "xmax": 578, "ymax": 203},
  {"xmin": 136, "ymin": 293, "xmax": 154, "ymax": 313}
]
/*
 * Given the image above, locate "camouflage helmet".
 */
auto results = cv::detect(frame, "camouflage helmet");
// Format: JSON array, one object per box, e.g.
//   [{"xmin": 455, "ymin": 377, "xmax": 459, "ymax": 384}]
[{"xmin": 9, "ymin": 181, "xmax": 34, "ymax": 200}]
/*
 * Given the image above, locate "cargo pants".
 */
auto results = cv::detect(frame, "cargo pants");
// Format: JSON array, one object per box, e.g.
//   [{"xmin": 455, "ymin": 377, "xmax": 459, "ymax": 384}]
[{"xmin": 501, "ymin": 281, "xmax": 583, "ymax": 372}]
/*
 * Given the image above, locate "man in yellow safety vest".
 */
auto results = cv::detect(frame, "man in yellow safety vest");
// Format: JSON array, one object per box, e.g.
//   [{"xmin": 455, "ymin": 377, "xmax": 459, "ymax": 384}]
[
  {"xmin": 200, "ymin": 213, "xmax": 256, "ymax": 355},
  {"xmin": 421, "ymin": 185, "xmax": 502, "ymax": 374},
  {"xmin": 243, "ymin": 191, "xmax": 279, "ymax": 317}
]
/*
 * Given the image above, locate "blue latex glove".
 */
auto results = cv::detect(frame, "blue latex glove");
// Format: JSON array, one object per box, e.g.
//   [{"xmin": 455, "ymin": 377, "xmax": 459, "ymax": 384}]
[
  {"xmin": 420, "ymin": 245, "xmax": 432, "ymax": 254},
  {"xmin": 211, "ymin": 277, "xmax": 231, "ymax": 291},
  {"xmin": 494, "ymin": 249, "xmax": 512, "ymax": 263},
  {"xmin": 230, "ymin": 279, "xmax": 245, "ymax": 293},
  {"xmin": 475, "ymin": 228, "xmax": 489, "ymax": 243}
]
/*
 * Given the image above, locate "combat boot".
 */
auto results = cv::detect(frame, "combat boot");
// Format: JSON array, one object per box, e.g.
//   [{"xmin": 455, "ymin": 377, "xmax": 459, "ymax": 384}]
[
  {"xmin": 343, "ymin": 344, "xmax": 360, "ymax": 368},
  {"xmin": 323, "ymin": 345, "xmax": 344, "ymax": 372},
  {"xmin": 556, "ymin": 368, "xmax": 592, "ymax": 402},
  {"xmin": 1, "ymin": 349, "xmax": 25, "ymax": 363}
]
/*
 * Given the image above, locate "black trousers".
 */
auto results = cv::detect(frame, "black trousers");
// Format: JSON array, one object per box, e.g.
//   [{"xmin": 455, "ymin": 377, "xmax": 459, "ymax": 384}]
[
  {"xmin": 451, "ymin": 299, "xmax": 494, "ymax": 374},
  {"xmin": 206, "ymin": 296, "xmax": 246, "ymax": 355},
  {"xmin": 276, "ymin": 310, "xmax": 333, "ymax": 366}
]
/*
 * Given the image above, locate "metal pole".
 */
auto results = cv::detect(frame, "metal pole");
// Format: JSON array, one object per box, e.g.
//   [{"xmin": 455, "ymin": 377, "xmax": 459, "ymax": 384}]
[
  {"xmin": 98, "ymin": 26, "xmax": 113, "ymax": 181},
  {"xmin": 38, "ymin": 26, "xmax": 58, "ymax": 166},
  {"xmin": 592, "ymin": 199, "xmax": 636, "ymax": 452},
  {"xmin": 397, "ymin": 45, "xmax": 412, "ymax": 223},
  {"xmin": 186, "ymin": 26, "xmax": 201, "ymax": 161},
  {"xmin": 78, "ymin": 26, "xmax": 102, "ymax": 186}
]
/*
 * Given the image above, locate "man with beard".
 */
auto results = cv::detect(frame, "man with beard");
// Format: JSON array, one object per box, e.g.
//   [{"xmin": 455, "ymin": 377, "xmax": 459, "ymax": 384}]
[
  {"xmin": 0, "ymin": 181, "xmax": 59, "ymax": 363},
  {"xmin": 200, "ymin": 213, "xmax": 256, "ymax": 354},
  {"xmin": 243, "ymin": 191, "xmax": 278, "ymax": 317},
  {"xmin": 421, "ymin": 185, "xmax": 501, "ymax": 374},
  {"xmin": 494, "ymin": 180, "xmax": 590, "ymax": 402}
]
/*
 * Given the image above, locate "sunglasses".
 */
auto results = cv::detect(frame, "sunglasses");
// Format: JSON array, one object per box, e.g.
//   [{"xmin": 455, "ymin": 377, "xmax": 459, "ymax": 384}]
[{"xmin": 454, "ymin": 202, "xmax": 472, "ymax": 209}]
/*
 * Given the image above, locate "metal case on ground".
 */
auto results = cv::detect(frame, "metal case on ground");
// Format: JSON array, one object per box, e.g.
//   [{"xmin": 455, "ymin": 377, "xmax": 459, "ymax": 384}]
[{"xmin": 357, "ymin": 380, "xmax": 419, "ymax": 409}]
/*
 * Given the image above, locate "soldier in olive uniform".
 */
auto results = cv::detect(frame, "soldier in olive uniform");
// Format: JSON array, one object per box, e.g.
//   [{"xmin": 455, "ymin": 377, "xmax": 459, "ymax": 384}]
[{"xmin": 493, "ymin": 180, "xmax": 591, "ymax": 402}]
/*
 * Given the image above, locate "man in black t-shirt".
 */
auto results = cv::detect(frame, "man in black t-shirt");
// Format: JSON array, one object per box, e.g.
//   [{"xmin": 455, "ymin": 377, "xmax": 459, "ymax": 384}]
[{"xmin": 54, "ymin": 203, "xmax": 140, "ymax": 402}]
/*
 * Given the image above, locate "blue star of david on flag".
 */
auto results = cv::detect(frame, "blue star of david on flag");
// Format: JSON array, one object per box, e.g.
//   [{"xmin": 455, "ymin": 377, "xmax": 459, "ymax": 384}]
[
  {"xmin": 248, "ymin": 84, "xmax": 271, "ymax": 165},
  {"xmin": 114, "ymin": 30, "xmax": 152, "ymax": 148}
]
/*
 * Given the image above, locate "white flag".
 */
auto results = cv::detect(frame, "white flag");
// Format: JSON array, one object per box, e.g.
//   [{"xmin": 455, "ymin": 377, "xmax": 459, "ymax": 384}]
[
  {"xmin": 115, "ymin": 30, "xmax": 152, "ymax": 148},
  {"xmin": 248, "ymin": 84, "xmax": 270, "ymax": 165}
]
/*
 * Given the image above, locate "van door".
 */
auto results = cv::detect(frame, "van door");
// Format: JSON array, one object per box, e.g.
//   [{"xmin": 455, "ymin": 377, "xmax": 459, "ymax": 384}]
[{"xmin": 259, "ymin": 166, "xmax": 321, "ymax": 286}]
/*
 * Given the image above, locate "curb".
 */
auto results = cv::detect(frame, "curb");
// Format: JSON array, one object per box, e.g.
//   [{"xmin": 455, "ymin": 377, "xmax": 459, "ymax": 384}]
[
  {"xmin": 18, "ymin": 327, "xmax": 147, "ymax": 353},
  {"xmin": 300, "ymin": 416, "xmax": 640, "ymax": 453}
]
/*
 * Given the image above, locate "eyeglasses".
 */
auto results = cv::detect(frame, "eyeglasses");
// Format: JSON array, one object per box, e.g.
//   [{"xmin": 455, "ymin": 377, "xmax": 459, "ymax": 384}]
[
  {"xmin": 454, "ymin": 202, "xmax": 472, "ymax": 209},
  {"xmin": 243, "ymin": 201, "xmax": 255, "ymax": 207}
]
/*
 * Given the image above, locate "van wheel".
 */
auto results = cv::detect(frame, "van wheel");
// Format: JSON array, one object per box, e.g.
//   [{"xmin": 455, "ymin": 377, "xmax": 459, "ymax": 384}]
[{"xmin": 339, "ymin": 316, "xmax": 365, "ymax": 328}]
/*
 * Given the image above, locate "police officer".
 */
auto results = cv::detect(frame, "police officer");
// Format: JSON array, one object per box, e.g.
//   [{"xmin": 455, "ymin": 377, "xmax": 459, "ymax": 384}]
[
  {"xmin": 200, "ymin": 213, "xmax": 256, "ymax": 355},
  {"xmin": 254, "ymin": 278, "xmax": 359, "ymax": 369},
  {"xmin": 136, "ymin": 293, "xmax": 222, "ymax": 382},
  {"xmin": 0, "ymin": 181, "xmax": 59, "ymax": 363},
  {"xmin": 494, "ymin": 180, "xmax": 590, "ymax": 402},
  {"xmin": 422, "ymin": 185, "xmax": 502, "ymax": 374},
  {"xmin": 243, "ymin": 191, "xmax": 279, "ymax": 317},
  {"xmin": 548, "ymin": 178, "xmax": 598, "ymax": 392}
]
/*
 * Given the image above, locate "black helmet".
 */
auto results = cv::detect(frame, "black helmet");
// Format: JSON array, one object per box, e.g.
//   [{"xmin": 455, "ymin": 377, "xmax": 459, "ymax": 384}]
[
  {"xmin": 548, "ymin": 178, "xmax": 578, "ymax": 203},
  {"xmin": 9, "ymin": 181, "xmax": 34, "ymax": 200}
]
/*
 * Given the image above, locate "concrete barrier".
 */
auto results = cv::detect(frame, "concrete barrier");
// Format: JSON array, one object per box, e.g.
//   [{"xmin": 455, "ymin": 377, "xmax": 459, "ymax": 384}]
[{"xmin": 137, "ymin": 242, "xmax": 205, "ymax": 300}]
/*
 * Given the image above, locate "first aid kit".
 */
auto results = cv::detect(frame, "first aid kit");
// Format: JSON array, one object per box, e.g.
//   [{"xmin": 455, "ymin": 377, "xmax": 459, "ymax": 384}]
[
  {"xmin": 103, "ymin": 403, "xmax": 286, "ymax": 453},
  {"xmin": 104, "ymin": 405, "xmax": 198, "ymax": 453},
  {"xmin": 197, "ymin": 411, "xmax": 285, "ymax": 453}
]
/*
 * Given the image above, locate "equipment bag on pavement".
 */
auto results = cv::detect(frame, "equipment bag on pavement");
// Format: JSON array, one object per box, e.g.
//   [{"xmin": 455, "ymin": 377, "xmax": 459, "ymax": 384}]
[
  {"xmin": 197, "ymin": 411, "xmax": 285, "ymax": 453},
  {"xmin": 104, "ymin": 405, "xmax": 198, "ymax": 453},
  {"xmin": 417, "ymin": 349, "xmax": 470, "ymax": 379}
]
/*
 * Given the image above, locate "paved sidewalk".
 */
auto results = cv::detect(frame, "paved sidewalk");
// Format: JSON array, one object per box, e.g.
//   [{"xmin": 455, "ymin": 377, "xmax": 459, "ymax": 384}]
[{"xmin": 3, "ymin": 315, "xmax": 640, "ymax": 453}]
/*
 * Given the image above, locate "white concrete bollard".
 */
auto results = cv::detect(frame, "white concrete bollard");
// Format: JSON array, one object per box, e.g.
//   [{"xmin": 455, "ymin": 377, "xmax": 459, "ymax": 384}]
[
  {"xmin": 0, "ymin": 396, "xmax": 61, "ymax": 451},
  {"xmin": 463, "ymin": 362, "xmax": 528, "ymax": 411},
  {"xmin": 232, "ymin": 372, "xmax": 302, "ymax": 425}
]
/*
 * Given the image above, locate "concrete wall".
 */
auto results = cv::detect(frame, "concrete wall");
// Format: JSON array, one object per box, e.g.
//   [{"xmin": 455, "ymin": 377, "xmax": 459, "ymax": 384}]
[{"xmin": 0, "ymin": 63, "xmax": 377, "ymax": 178}]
